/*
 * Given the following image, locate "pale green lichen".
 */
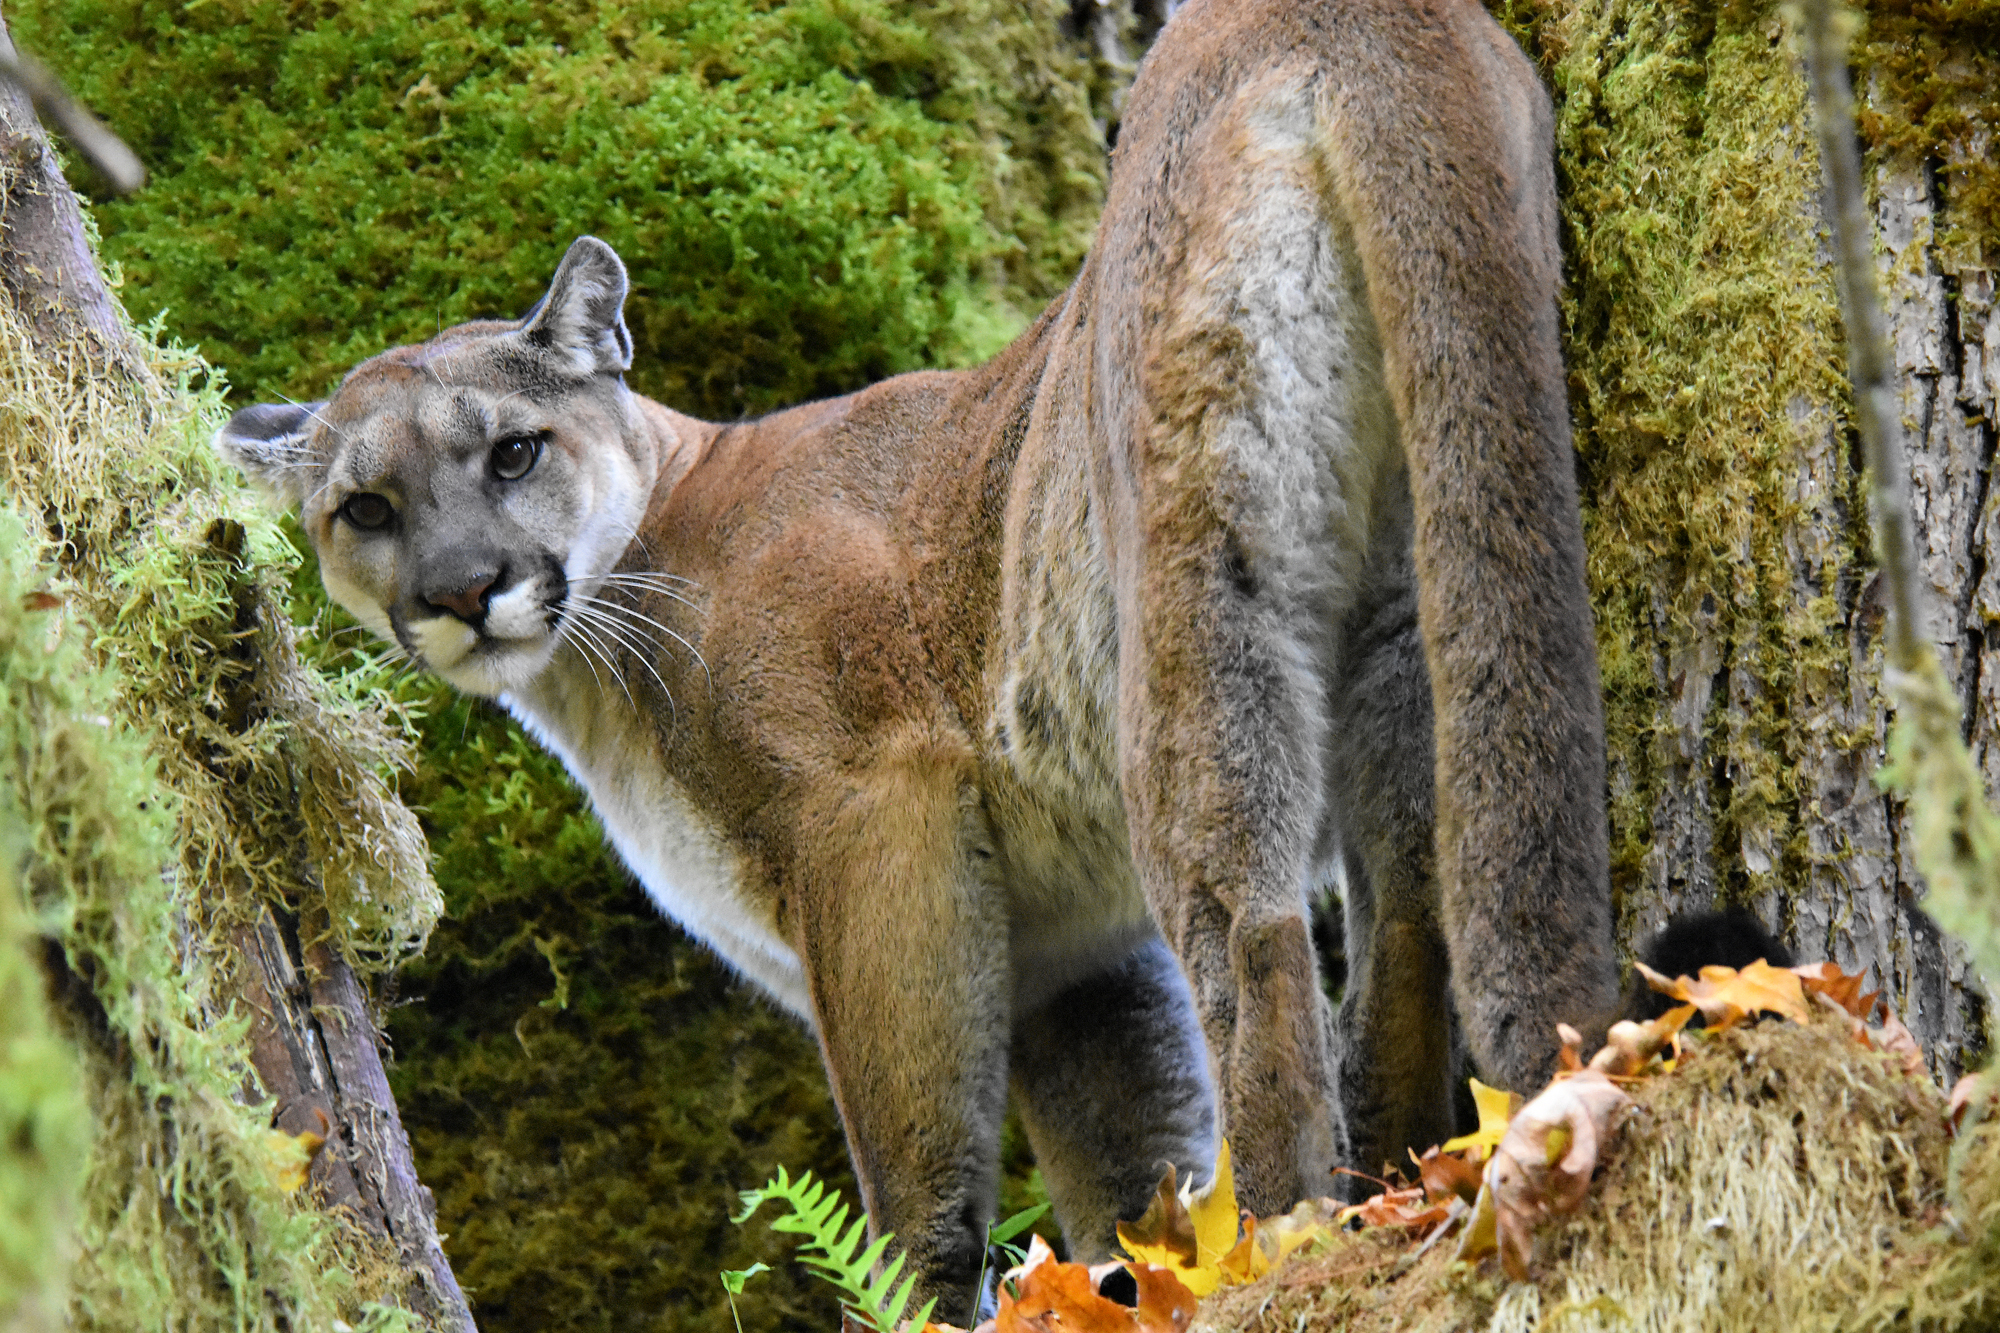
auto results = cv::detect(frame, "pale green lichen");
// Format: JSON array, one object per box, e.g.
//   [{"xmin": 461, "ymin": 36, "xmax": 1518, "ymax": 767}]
[
  {"xmin": 0, "ymin": 637, "xmax": 90, "ymax": 1332},
  {"xmin": 0, "ymin": 495, "xmax": 414, "ymax": 1329},
  {"xmin": 0, "ymin": 180, "xmax": 439, "ymax": 1321}
]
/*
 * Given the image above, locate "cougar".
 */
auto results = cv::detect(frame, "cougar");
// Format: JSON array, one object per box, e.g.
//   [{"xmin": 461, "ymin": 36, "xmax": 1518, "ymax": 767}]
[{"xmin": 219, "ymin": 0, "xmax": 1618, "ymax": 1314}]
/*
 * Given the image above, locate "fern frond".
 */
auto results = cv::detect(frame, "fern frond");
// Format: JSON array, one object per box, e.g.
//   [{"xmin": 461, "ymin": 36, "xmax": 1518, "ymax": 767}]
[{"xmin": 734, "ymin": 1169, "xmax": 936, "ymax": 1332}]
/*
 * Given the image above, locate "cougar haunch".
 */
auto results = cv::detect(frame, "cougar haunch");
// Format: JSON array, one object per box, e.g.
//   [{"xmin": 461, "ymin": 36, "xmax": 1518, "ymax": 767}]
[{"xmin": 219, "ymin": 0, "xmax": 1617, "ymax": 1314}]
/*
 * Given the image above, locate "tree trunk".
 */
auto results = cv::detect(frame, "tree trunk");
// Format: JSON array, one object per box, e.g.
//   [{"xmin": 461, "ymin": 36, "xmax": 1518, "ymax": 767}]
[
  {"xmin": 230, "ymin": 903, "xmax": 474, "ymax": 1329},
  {"xmin": 1519, "ymin": 0, "xmax": 1994, "ymax": 1075},
  {"xmin": 0, "ymin": 18, "xmax": 474, "ymax": 1327}
]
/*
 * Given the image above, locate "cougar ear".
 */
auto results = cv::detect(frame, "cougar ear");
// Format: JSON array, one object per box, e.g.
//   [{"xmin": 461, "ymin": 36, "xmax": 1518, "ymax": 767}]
[
  {"xmin": 518, "ymin": 235, "xmax": 633, "ymax": 378},
  {"xmin": 214, "ymin": 400, "xmax": 327, "ymax": 507}
]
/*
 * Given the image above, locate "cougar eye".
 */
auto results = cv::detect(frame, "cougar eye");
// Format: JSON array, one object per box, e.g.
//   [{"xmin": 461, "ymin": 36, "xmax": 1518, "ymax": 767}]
[
  {"xmin": 341, "ymin": 493, "xmax": 394, "ymax": 531},
  {"xmin": 490, "ymin": 432, "xmax": 545, "ymax": 481}
]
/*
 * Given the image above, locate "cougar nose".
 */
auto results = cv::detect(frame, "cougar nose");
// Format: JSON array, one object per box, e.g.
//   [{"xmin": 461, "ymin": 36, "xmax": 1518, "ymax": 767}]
[{"xmin": 424, "ymin": 571, "xmax": 498, "ymax": 625}]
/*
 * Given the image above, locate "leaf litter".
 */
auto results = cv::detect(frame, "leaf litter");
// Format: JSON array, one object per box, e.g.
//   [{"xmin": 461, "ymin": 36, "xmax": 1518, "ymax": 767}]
[{"xmin": 865, "ymin": 955, "xmax": 1994, "ymax": 1333}]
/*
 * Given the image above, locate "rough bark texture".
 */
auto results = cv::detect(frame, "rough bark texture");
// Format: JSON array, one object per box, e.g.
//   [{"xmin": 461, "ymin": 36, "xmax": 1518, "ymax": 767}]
[
  {"xmin": 304, "ymin": 937, "xmax": 475, "ymax": 1329},
  {"xmin": 0, "ymin": 13, "xmax": 474, "ymax": 1325},
  {"xmin": 231, "ymin": 906, "xmax": 474, "ymax": 1330},
  {"xmin": 0, "ymin": 22, "xmax": 140, "ymax": 377},
  {"xmin": 1522, "ymin": 0, "xmax": 1995, "ymax": 1079}
]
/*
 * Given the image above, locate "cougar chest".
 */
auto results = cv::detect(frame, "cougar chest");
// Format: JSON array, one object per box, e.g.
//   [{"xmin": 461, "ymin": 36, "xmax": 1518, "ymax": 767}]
[{"xmin": 504, "ymin": 680, "xmax": 811, "ymax": 1016}]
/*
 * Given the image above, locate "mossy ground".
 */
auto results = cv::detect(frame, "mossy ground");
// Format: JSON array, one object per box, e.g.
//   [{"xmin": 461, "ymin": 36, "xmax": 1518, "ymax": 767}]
[{"xmin": 1196, "ymin": 1018, "xmax": 1998, "ymax": 1333}]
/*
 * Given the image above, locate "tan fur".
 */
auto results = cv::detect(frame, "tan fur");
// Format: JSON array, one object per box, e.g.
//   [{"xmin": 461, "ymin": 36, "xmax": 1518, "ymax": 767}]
[{"xmin": 218, "ymin": 0, "xmax": 1618, "ymax": 1316}]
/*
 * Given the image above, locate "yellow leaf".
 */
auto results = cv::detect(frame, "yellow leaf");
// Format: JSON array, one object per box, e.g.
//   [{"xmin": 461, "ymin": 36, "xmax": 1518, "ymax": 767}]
[
  {"xmin": 1440, "ymin": 1079, "xmax": 1515, "ymax": 1160},
  {"xmin": 262, "ymin": 1127, "xmax": 325, "ymax": 1193},
  {"xmin": 1115, "ymin": 1142, "xmax": 1243, "ymax": 1296},
  {"xmin": 1116, "ymin": 1164, "xmax": 1199, "ymax": 1274},
  {"xmin": 1116, "ymin": 1141, "xmax": 1329, "ymax": 1294},
  {"xmin": 1187, "ymin": 1140, "xmax": 1239, "ymax": 1269}
]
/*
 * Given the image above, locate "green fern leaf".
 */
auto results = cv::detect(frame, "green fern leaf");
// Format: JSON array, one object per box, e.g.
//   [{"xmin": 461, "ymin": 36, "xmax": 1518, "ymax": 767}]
[{"xmin": 733, "ymin": 1169, "xmax": 940, "ymax": 1332}]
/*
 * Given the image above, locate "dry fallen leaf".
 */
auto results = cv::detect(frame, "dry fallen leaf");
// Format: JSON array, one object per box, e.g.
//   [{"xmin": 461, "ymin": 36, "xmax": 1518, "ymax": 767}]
[
  {"xmin": 1116, "ymin": 1164, "xmax": 1198, "ymax": 1272},
  {"xmin": 1115, "ymin": 1143, "xmax": 1239, "ymax": 1295},
  {"xmin": 1870, "ymin": 1010, "xmax": 1927, "ymax": 1079},
  {"xmin": 1793, "ymin": 960, "xmax": 1880, "ymax": 1022},
  {"xmin": 1126, "ymin": 1261, "xmax": 1198, "ymax": 1333},
  {"xmin": 997, "ymin": 1236, "xmax": 1137, "ymax": 1333},
  {"xmin": 1486, "ymin": 1069, "xmax": 1632, "ymax": 1279},
  {"xmin": 1440, "ymin": 1079, "xmax": 1519, "ymax": 1160},
  {"xmin": 1413, "ymin": 1145, "xmax": 1483, "ymax": 1205},
  {"xmin": 1634, "ymin": 957, "xmax": 1811, "ymax": 1030},
  {"xmin": 989, "ymin": 1236, "xmax": 1198, "ymax": 1333},
  {"xmin": 1115, "ymin": 1142, "xmax": 1329, "ymax": 1295},
  {"xmin": 1334, "ymin": 1183, "xmax": 1453, "ymax": 1237},
  {"xmin": 1950, "ymin": 1073, "xmax": 1997, "ymax": 1134},
  {"xmin": 1588, "ymin": 1004, "xmax": 1695, "ymax": 1077}
]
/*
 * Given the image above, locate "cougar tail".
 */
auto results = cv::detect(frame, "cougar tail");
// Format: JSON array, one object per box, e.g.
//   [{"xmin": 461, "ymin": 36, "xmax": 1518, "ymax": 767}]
[{"xmin": 1314, "ymin": 0, "xmax": 1618, "ymax": 1089}]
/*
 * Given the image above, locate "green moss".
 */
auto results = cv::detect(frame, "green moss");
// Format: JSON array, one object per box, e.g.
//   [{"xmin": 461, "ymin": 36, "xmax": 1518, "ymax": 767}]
[
  {"xmin": 9, "ymin": 0, "xmax": 1107, "ymax": 417},
  {"xmin": 1493, "ymin": 0, "xmax": 1860, "ymax": 928},
  {"xmin": 1860, "ymin": 0, "xmax": 2000, "ymax": 267},
  {"xmin": 0, "ymin": 655, "xmax": 90, "ymax": 1332},
  {"xmin": 0, "ymin": 488, "xmax": 414, "ymax": 1328}
]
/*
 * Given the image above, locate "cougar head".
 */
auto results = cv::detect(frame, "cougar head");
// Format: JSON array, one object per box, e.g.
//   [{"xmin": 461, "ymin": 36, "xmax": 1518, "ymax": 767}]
[{"xmin": 217, "ymin": 236, "xmax": 655, "ymax": 697}]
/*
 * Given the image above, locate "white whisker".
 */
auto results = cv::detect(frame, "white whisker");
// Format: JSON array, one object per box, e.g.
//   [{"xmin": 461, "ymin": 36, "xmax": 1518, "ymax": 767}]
[
  {"xmin": 572, "ymin": 593, "xmax": 712, "ymax": 690},
  {"xmin": 276, "ymin": 391, "xmax": 347, "ymax": 443},
  {"xmin": 564, "ymin": 601, "xmax": 681, "ymax": 712},
  {"xmin": 560, "ymin": 617, "xmax": 630, "ymax": 707},
  {"xmin": 592, "ymin": 577, "xmax": 705, "ymax": 616}
]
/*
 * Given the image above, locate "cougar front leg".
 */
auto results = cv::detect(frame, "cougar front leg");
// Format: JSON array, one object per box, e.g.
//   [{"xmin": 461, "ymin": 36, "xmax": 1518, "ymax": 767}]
[
  {"xmin": 791, "ymin": 732, "xmax": 1010, "ymax": 1325},
  {"xmin": 1111, "ymin": 533, "xmax": 1341, "ymax": 1217}
]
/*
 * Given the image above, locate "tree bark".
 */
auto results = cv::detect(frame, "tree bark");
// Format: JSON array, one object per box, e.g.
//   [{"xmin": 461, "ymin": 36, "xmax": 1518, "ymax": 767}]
[
  {"xmin": 0, "ymin": 14, "xmax": 475, "ymax": 1327},
  {"xmin": 1519, "ymin": 0, "xmax": 1994, "ymax": 1077},
  {"xmin": 0, "ymin": 20, "xmax": 141, "ymax": 378},
  {"xmin": 229, "ymin": 904, "xmax": 475, "ymax": 1330}
]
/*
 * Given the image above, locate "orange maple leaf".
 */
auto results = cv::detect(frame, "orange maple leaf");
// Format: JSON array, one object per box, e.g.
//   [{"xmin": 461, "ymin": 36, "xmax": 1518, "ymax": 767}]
[
  {"xmin": 1793, "ymin": 960, "xmax": 1880, "ymax": 1022},
  {"xmin": 1587, "ymin": 1004, "xmax": 1696, "ymax": 1077},
  {"xmin": 1633, "ymin": 957, "xmax": 1810, "ymax": 1030},
  {"xmin": 1412, "ymin": 1146, "xmax": 1483, "ymax": 1205},
  {"xmin": 997, "ymin": 1237, "xmax": 1139, "ymax": 1333},
  {"xmin": 1116, "ymin": 1143, "xmax": 1333, "ymax": 1293},
  {"xmin": 988, "ymin": 1237, "xmax": 1197, "ymax": 1333}
]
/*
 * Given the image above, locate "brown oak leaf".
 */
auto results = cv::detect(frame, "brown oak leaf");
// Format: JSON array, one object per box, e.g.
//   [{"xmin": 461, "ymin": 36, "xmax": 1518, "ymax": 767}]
[
  {"xmin": 1793, "ymin": 960, "xmax": 1880, "ymax": 1022},
  {"xmin": 1412, "ymin": 1145, "xmax": 1483, "ymax": 1205}
]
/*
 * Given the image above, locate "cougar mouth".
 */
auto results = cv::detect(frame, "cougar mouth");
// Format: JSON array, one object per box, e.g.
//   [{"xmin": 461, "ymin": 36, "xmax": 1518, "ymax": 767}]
[{"xmin": 399, "ymin": 572, "xmax": 570, "ymax": 697}]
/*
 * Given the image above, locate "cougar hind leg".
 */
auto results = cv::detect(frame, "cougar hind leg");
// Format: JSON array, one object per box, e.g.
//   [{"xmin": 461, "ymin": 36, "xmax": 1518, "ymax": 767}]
[
  {"xmin": 1008, "ymin": 935, "xmax": 1217, "ymax": 1260},
  {"xmin": 1325, "ymin": 570, "xmax": 1458, "ymax": 1187}
]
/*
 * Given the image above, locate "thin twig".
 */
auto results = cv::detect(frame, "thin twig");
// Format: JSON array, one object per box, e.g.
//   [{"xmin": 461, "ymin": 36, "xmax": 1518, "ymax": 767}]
[
  {"xmin": 1797, "ymin": 0, "xmax": 1919, "ymax": 671},
  {"xmin": 0, "ymin": 46, "xmax": 143, "ymax": 193}
]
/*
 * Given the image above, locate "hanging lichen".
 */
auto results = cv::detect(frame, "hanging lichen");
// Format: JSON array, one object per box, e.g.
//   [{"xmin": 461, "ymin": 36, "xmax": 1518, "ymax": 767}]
[
  {"xmin": 0, "ymin": 707, "xmax": 89, "ymax": 1332},
  {"xmin": 0, "ymin": 490, "xmax": 417, "ymax": 1329}
]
